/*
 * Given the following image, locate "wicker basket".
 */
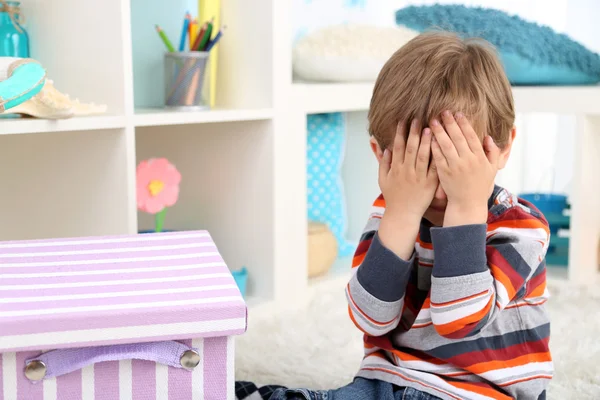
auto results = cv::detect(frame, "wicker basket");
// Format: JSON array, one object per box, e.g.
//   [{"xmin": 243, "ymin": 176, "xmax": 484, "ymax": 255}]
[{"xmin": 307, "ymin": 221, "xmax": 338, "ymax": 278}]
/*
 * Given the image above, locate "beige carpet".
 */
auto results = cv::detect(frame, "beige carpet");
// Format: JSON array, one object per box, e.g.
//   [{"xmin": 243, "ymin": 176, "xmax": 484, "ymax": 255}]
[{"xmin": 236, "ymin": 272, "xmax": 600, "ymax": 400}]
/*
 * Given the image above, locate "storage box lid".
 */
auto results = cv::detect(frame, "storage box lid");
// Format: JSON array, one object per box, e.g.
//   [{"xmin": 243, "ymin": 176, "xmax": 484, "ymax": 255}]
[{"xmin": 0, "ymin": 231, "xmax": 247, "ymax": 353}]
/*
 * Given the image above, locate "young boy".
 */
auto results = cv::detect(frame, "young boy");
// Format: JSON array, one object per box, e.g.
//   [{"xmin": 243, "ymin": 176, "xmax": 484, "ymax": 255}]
[{"xmin": 237, "ymin": 31, "xmax": 552, "ymax": 400}]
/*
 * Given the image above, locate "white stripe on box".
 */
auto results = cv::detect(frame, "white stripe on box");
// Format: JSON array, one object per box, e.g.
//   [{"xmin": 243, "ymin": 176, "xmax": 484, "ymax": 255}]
[
  {"xmin": 43, "ymin": 377, "xmax": 57, "ymax": 400},
  {"xmin": 227, "ymin": 337, "xmax": 235, "ymax": 400},
  {"xmin": 0, "ymin": 273, "xmax": 231, "ymax": 291},
  {"xmin": 0, "ymin": 242, "xmax": 214, "ymax": 258},
  {"xmin": 0, "ymin": 317, "xmax": 246, "ymax": 351},
  {"xmin": 0, "ymin": 232, "xmax": 210, "ymax": 249},
  {"xmin": 0, "ymin": 284, "xmax": 238, "ymax": 304},
  {"xmin": 2, "ymin": 352, "xmax": 16, "ymax": 400},
  {"xmin": 119, "ymin": 360, "xmax": 133, "ymax": 400},
  {"xmin": 192, "ymin": 338, "xmax": 204, "ymax": 400},
  {"xmin": 0, "ymin": 295, "xmax": 242, "ymax": 317},
  {"xmin": 156, "ymin": 362, "xmax": 169, "ymax": 400},
  {"xmin": 81, "ymin": 364, "xmax": 94, "ymax": 400},
  {"xmin": 0, "ymin": 262, "xmax": 228, "ymax": 279},
  {"xmin": 0, "ymin": 252, "xmax": 220, "ymax": 268}
]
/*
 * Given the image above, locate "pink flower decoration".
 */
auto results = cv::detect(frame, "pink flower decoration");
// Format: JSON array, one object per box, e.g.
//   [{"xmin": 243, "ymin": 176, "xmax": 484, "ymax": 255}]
[{"xmin": 136, "ymin": 158, "xmax": 181, "ymax": 214}]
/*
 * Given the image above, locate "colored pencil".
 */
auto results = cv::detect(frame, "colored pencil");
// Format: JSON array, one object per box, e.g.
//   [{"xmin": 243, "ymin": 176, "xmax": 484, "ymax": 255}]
[
  {"xmin": 200, "ymin": 0, "xmax": 220, "ymax": 107},
  {"xmin": 191, "ymin": 21, "xmax": 208, "ymax": 51},
  {"xmin": 155, "ymin": 25, "xmax": 175, "ymax": 53},
  {"xmin": 205, "ymin": 26, "xmax": 225, "ymax": 52},
  {"xmin": 186, "ymin": 68, "xmax": 201, "ymax": 105},
  {"xmin": 197, "ymin": 19, "xmax": 214, "ymax": 51},
  {"xmin": 188, "ymin": 19, "xmax": 198, "ymax": 51},
  {"xmin": 178, "ymin": 12, "xmax": 191, "ymax": 52}
]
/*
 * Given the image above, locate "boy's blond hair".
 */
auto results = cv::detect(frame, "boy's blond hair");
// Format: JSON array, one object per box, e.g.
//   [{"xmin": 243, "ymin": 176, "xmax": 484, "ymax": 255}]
[{"xmin": 368, "ymin": 31, "xmax": 515, "ymax": 149}]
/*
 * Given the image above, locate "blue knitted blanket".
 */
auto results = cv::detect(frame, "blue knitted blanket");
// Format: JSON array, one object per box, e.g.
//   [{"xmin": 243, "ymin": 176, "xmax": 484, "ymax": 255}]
[{"xmin": 395, "ymin": 5, "xmax": 600, "ymax": 84}]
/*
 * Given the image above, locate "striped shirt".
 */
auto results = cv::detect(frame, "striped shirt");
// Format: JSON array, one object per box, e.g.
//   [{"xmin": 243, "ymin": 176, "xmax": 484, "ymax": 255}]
[{"xmin": 346, "ymin": 186, "xmax": 552, "ymax": 400}]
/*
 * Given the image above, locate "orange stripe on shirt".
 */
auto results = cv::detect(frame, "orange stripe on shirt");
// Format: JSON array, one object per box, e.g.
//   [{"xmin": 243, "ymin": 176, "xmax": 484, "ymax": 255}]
[
  {"xmin": 416, "ymin": 237, "xmax": 433, "ymax": 250},
  {"xmin": 373, "ymin": 195, "xmax": 386, "ymax": 208},
  {"xmin": 347, "ymin": 305, "xmax": 368, "ymax": 334},
  {"xmin": 487, "ymin": 218, "xmax": 549, "ymax": 233},
  {"xmin": 431, "ymin": 289, "xmax": 490, "ymax": 308},
  {"xmin": 498, "ymin": 374, "xmax": 552, "ymax": 387},
  {"xmin": 504, "ymin": 299, "xmax": 548, "ymax": 309},
  {"xmin": 488, "ymin": 261, "xmax": 517, "ymax": 300},
  {"xmin": 352, "ymin": 251, "xmax": 367, "ymax": 268},
  {"xmin": 527, "ymin": 282, "xmax": 546, "ymax": 298},
  {"xmin": 434, "ymin": 295, "xmax": 494, "ymax": 336},
  {"xmin": 466, "ymin": 352, "xmax": 552, "ymax": 375}
]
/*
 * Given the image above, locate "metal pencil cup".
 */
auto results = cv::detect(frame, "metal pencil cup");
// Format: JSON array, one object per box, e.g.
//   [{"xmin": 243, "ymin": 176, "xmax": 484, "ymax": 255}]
[{"xmin": 164, "ymin": 52, "xmax": 210, "ymax": 110}]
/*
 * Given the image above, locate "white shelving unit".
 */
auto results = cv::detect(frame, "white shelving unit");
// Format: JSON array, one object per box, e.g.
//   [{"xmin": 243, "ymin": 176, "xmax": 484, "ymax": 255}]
[
  {"xmin": 134, "ymin": 108, "xmax": 274, "ymax": 127},
  {"xmin": 2, "ymin": 1, "xmax": 599, "ymax": 314}
]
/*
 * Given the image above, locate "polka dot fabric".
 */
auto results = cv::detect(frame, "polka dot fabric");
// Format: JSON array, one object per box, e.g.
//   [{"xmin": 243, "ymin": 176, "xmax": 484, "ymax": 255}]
[{"xmin": 307, "ymin": 113, "xmax": 356, "ymax": 257}]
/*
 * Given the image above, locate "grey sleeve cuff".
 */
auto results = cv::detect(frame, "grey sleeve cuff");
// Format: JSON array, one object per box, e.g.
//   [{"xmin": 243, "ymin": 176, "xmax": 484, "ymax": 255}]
[
  {"xmin": 356, "ymin": 233, "xmax": 415, "ymax": 302},
  {"xmin": 430, "ymin": 224, "xmax": 488, "ymax": 278}
]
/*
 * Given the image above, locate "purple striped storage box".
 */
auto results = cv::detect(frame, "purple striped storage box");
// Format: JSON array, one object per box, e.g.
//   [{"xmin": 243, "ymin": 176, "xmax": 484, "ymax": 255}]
[{"xmin": 0, "ymin": 231, "xmax": 247, "ymax": 400}]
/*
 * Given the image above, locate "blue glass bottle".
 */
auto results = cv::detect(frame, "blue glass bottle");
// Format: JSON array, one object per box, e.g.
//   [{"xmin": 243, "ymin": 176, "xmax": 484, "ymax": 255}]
[{"xmin": 0, "ymin": 1, "xmax": 29, "ymax": 57}]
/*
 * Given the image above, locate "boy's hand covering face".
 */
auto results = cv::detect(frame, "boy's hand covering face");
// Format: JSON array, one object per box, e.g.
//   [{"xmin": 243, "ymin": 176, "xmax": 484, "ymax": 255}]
[
  {"xmin": 378, "ymin": 119, "xmax": 438, "ymax": 222},
  {"xmin": 430, "ymin": 111, "xmax": 500, "ymax": 226}
]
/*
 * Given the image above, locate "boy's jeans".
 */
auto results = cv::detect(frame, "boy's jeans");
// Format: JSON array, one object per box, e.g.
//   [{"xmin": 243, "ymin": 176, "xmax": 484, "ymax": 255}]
[{"xmin": 269, "ymin": 378, "xmax": 442, "ymax": 400}]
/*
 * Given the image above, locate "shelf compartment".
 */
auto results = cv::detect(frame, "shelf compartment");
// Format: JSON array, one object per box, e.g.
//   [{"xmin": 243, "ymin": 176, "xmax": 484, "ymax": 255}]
[
  {"xmin": 0, "ymin": 128, "xmax": 131, "ymax": 240},
  {"xmin": 135, "ymin": 120, "xmax": 276, "ymax": 302}
]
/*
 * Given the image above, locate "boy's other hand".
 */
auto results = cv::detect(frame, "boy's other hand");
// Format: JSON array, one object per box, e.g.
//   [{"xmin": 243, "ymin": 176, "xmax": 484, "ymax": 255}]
[
  {"xmin": 430, "ymin": 111, "xmax": 500, "ymax": 227},
  {"xmin": 378, "ymin": 120, "xmax": 438, "ymax": 259}
]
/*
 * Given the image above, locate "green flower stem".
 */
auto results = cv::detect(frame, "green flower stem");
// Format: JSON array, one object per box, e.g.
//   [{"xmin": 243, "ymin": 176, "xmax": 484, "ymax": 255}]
[{"xmin": 155, "ymin": 208, "xmax": 167, "ymax": 233}]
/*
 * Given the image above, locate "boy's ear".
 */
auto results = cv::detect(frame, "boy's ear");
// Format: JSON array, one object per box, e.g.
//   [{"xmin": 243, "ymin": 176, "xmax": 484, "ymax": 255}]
[
  {"xmin": 370, "ymin": 137, "xmax": 384, "ymax": 162},
  {"xmin": 497, "ymin": 127, "xmax": 517, "ymax": 170}
]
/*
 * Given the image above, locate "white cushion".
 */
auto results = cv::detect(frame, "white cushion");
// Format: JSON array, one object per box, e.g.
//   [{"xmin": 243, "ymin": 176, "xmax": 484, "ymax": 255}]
[{"xmin": 293, "ymin": 24, "xmax": 419, "ymax": 82}]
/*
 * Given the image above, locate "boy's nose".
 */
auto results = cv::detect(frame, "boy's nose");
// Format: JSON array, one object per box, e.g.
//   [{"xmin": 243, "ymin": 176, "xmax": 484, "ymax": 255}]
[{"xmin": 434, "ymin": 184, "xmax": 447, "ymax": 200}]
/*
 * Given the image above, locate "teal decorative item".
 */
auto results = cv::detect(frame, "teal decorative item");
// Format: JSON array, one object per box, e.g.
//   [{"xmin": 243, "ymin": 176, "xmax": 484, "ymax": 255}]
[
  {"xmin": 307, "ymin": 113, "xmax": 355, "ymax": 257},
  {"xmin": 0, "ymin": 1, "xmax": 29, "ymax": 57},
  {"xmin": 231, "ymin": 267, "xmax": 248, "ymax": 298},
  {"xmin": 520, "ymin": 193, "xmax": 570, "ymax": 267},
  {"xmin": 395, "ymin": 4, "xmax": 600, "ymax": 85},
  {"xmin": 0, "ymin": 58, "xmax": 45, "ymax": 112}
]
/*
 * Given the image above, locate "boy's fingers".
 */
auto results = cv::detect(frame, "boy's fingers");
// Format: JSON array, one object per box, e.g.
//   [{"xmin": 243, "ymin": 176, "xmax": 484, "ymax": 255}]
[
  {"xmin": 405, "ymin": 119, "xmax": 421, "ymax": 166},
  {"xmin": 431, "ymin": 136, "xmax": 448, "ymax": 171},
  {"xmin": 428, "ymin": 159, "xmax": 438, "ymax": 181},
  {"xmin": 392, "ymin": 121, "xmax": 406, "ymax": 165},
  {"xmin": 483, "ymin": 135, "xmax": 500, "ymax": 166},
  {"xmin": 456, "ymin": 113, "xmax": 484, "ymax": 155},
  {"xmin": 379, "ymin": 148, "xmax": 391, "ymax": 180},
  {"xmin": 441, "ymin": 111, "xmax": 470, "ymax": 156},
  {"xmin": 430, "ymin": 119, "xmax": 459, "ymax": 164},
  {"xmin": 416, "ymin": 127, "xmax": 431, "ymax": 176}
]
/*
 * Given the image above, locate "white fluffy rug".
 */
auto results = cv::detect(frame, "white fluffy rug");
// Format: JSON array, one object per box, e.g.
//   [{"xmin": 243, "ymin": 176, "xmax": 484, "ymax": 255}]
[{"xmin": 236, "ymin": 273, "xmax": 600, "ymax": 400}]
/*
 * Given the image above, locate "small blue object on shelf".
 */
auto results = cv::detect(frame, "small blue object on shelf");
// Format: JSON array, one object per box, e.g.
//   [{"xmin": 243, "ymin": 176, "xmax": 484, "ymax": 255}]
[
  {"xmin": 0, "ymin": 1, "xmax": 29, "ymax": 57},
  {"xmin": 231, "ymin": 267, "xmax": 248, "ymax": 298},
  {"xmin": 520, "ymin": 193, "xmax": 570, "ymax": 267},
  {"xmin": 395, "ymin": 4, "xmax": 600, "ymax": 85}
]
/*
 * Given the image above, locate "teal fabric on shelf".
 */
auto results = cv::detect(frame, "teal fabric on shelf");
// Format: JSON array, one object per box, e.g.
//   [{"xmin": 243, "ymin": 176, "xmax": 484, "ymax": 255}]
[
  {"xmin": 0, "ymin": 58, "xmax": 46, "ymax": 112},
  {"xmin": 395, "ymin": 4, "xmax": 600, "ymax": 85},
  {"xmin": 307, "ymin": 113, "xmax": 355, "ymax": 257}
]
